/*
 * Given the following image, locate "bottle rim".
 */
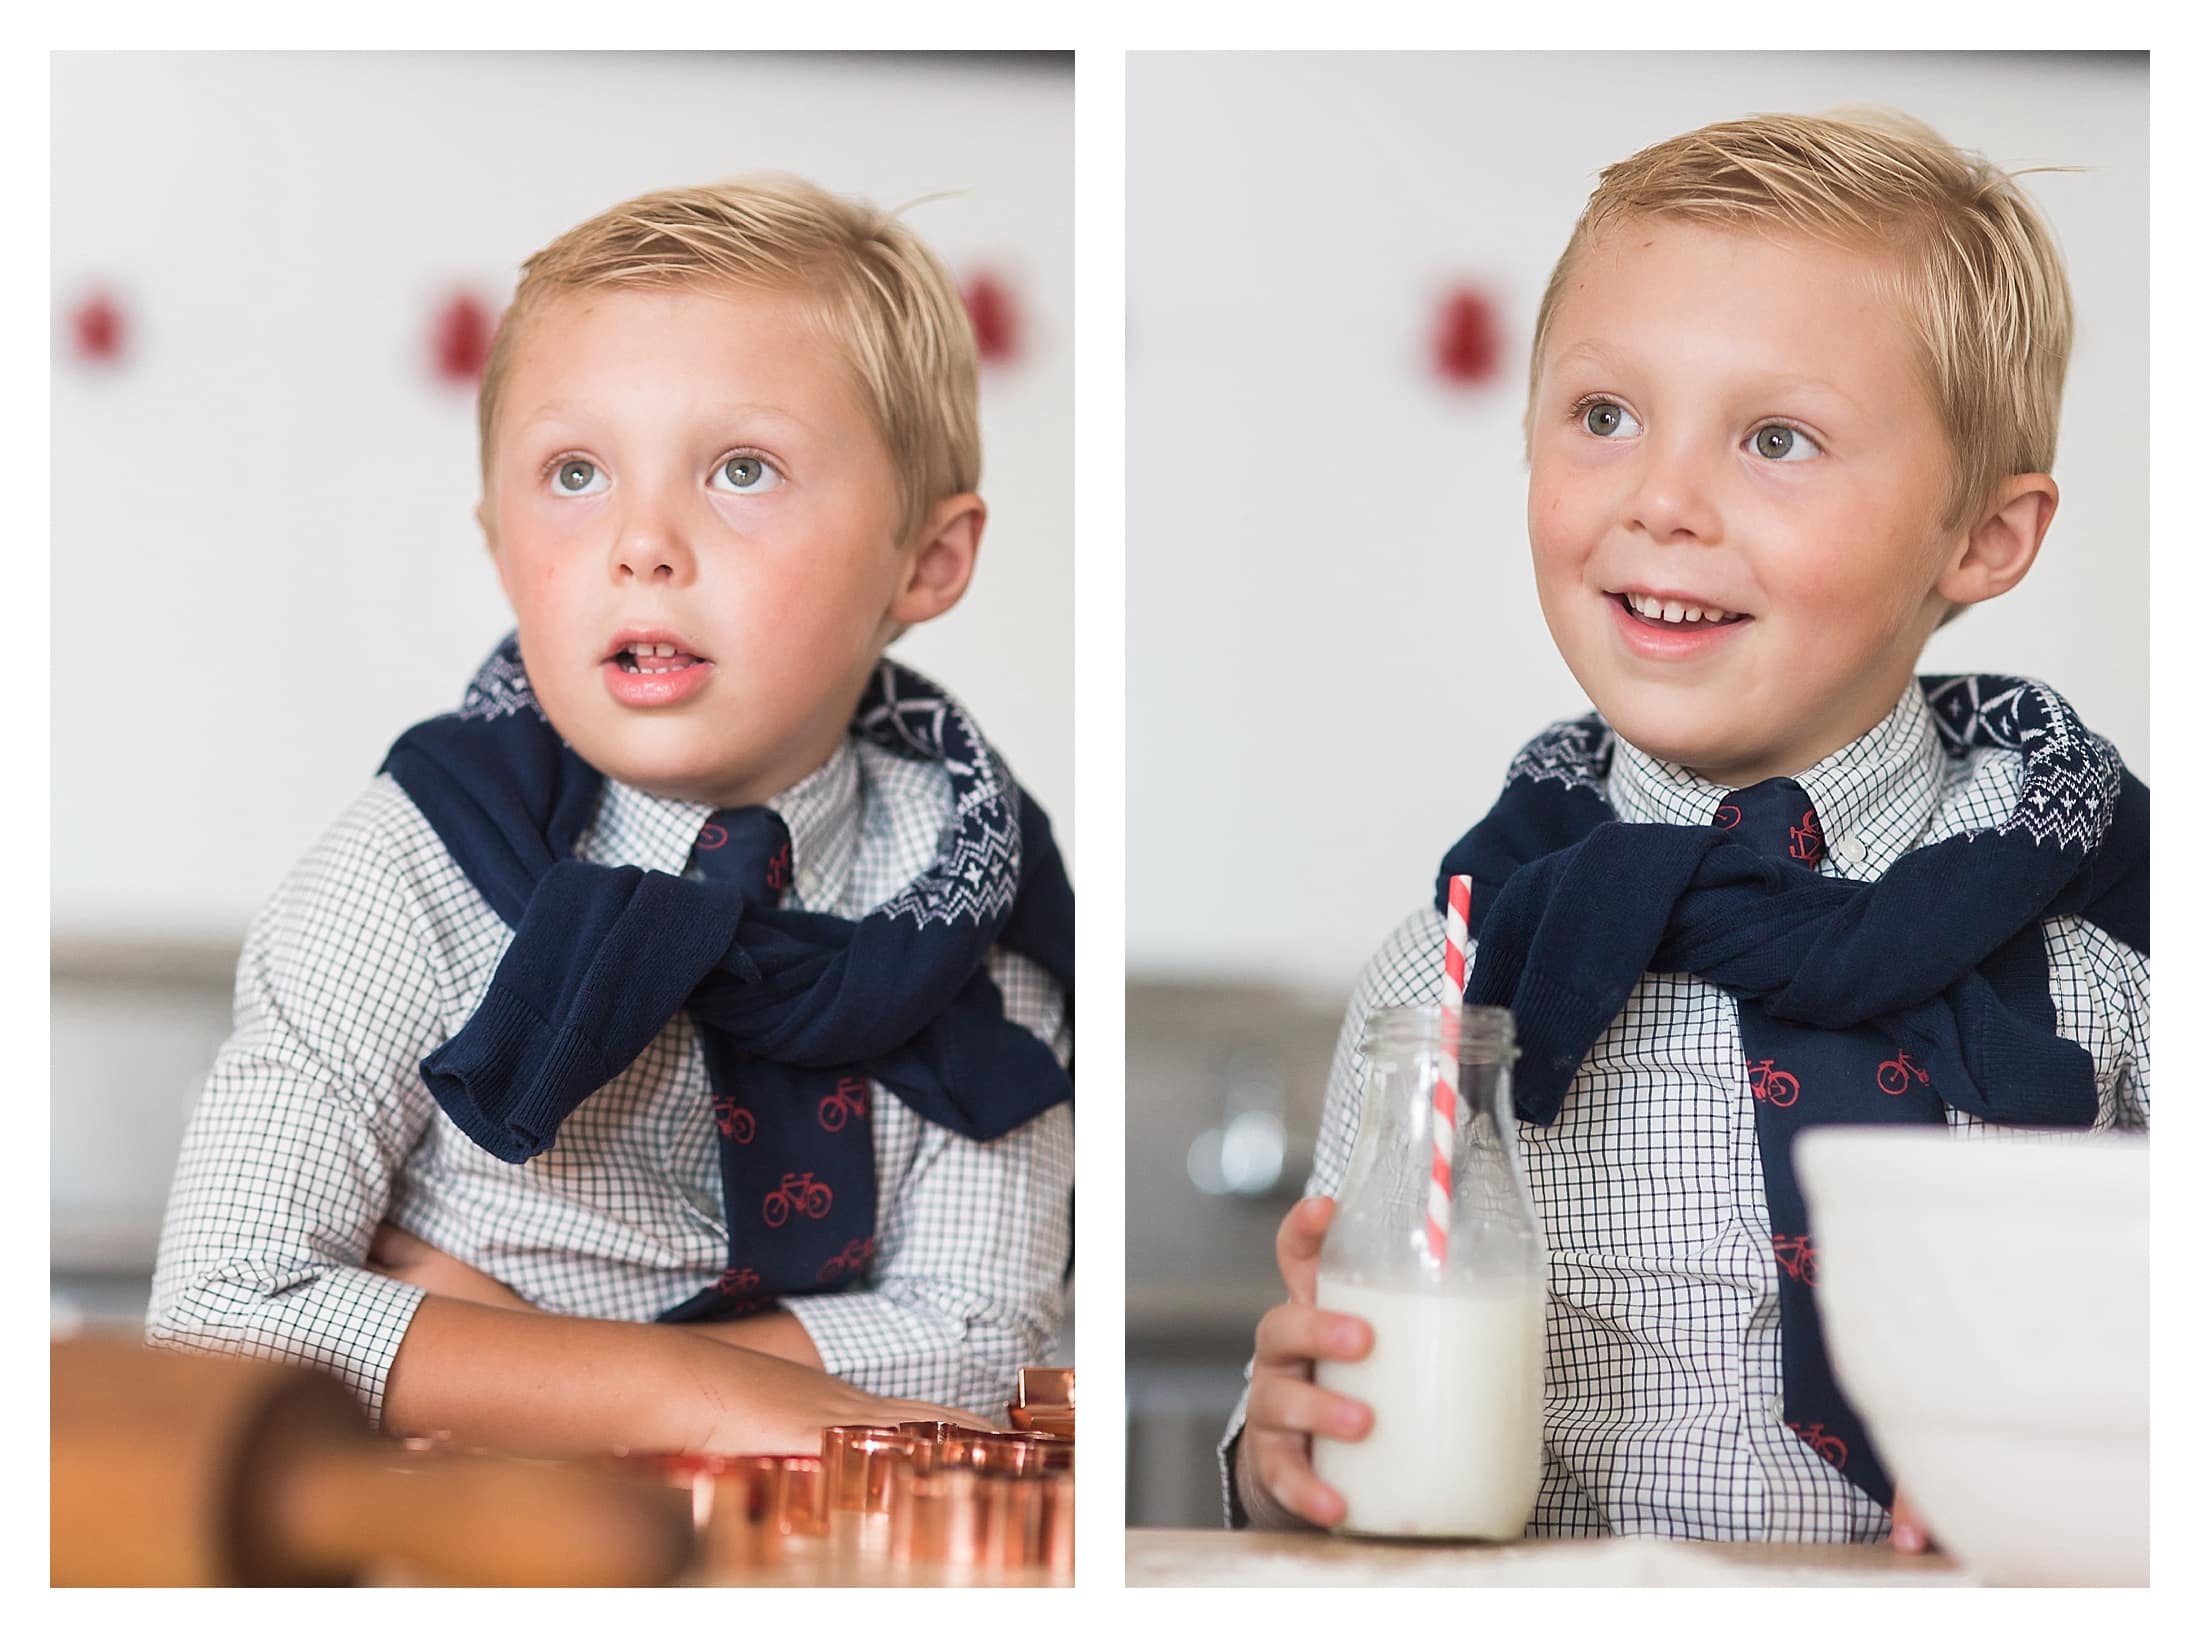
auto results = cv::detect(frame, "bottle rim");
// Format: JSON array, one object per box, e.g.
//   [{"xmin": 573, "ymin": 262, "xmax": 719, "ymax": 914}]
[{"xmin": 1361, "ymin": 1002, "xmax": 1518, "ymax": 1064}]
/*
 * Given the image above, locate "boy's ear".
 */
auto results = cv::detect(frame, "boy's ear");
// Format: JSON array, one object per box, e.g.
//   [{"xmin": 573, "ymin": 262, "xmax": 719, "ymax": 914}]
[
  {"xmin": 1935, "ymin": 473, "xmax": 2058, "ymax": 612},
  {"xmin": 889, "ymin": 492, "xmax": 986, "ymax": 630}
]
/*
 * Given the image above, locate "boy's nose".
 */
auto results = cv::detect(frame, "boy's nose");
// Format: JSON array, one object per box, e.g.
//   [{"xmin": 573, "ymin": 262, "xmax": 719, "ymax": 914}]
[
  {"xmin": 611, "ymin": 518, "xmax": 696, "ymax": 582},
  {"xmin": 1629, "ymin": 438, "xmax": 1723, "ymax": 546}
]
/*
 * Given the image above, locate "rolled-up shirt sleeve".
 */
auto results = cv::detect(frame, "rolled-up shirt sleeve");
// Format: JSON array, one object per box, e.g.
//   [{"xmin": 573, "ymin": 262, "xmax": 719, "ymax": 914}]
[
  {"xmin": 780, "ymin": 943, "xmax": 1074, "ymax": 1415},
  {"xmin": 147, "ymin": 787, "xmax": 447, "ymax": 1425}
]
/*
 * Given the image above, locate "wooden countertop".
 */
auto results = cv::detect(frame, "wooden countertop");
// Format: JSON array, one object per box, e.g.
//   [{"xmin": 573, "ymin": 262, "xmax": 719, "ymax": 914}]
[{"xmin": 1126, "ymin": 1527, "xmax": 1973, "ymax": 1587}]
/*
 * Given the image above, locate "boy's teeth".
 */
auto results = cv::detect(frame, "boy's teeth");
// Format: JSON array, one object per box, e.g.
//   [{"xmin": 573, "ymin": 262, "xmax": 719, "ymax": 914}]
[
  {"xmin": 1626, "ymin": 592, "xmax": 1739, "ymax": 625},
  {"xmin": 617, "ymin": 642, "xmax": 700, "ymax": 675}
]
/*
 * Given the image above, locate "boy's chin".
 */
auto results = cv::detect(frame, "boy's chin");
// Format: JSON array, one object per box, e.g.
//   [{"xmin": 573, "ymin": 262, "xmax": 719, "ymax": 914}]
[
  {"xmin": 562, "ymin": 730, "xmax": 749, "ymax": 806},
  {"xmin": 1595, "ymin": 700, "xmax": 1767, "ymax": 783}
]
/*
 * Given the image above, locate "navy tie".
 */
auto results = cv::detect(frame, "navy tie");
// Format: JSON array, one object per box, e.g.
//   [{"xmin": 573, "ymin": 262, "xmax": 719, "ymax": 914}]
[
  {"xmin": 690, "ymin": 805, "xmax": 794, "ymax": 903},
  {"xmin": 1715, "ymin": 776, "xmax": 1921, "ymax": 1508},
  {"xmin": 1713, "ymin": 775, "xmax": 1825, "ymax": 871},
  {"xmin": 660, "ymin": 805, "xmax": 881, "ymax": 1323}
]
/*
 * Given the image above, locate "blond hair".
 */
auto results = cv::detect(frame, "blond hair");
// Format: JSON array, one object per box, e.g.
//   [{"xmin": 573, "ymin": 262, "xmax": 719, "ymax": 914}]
[
  {"xmin": 1525, "ymin": 108, "xmax": 2078, "ymax": 537},
  {"xmin": 478, "ymin": 174, "xmax": 980, "ymax": 543}
]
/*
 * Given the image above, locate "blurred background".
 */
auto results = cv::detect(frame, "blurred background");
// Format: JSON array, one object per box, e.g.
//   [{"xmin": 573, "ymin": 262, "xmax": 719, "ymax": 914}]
[
  {"xmin": 51, "ymin": 51, "xmax": 1072, "ymax": 1334},
  {"xmin": 1124, "ymin": 50, "xmax": 2147, "ymax": 1525}
]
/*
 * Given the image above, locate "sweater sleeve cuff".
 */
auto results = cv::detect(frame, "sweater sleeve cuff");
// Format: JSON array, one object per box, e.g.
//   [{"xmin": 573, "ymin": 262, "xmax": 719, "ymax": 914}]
[{"xmin": 418, "ymin": 986, "xmax": 609, "ymax": 1163}]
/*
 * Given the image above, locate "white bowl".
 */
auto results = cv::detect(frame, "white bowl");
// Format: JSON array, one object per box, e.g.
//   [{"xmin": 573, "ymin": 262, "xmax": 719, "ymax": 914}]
[{"xmin": 1793, "ymin": 1127, "xmax": 2148, "ymax": 1586}]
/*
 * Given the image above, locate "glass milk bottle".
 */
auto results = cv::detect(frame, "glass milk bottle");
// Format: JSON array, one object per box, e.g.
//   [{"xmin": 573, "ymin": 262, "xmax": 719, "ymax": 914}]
[{"xmin": 1312, "ymin": 1004, "xmax": 1547, "ymax": 1538}]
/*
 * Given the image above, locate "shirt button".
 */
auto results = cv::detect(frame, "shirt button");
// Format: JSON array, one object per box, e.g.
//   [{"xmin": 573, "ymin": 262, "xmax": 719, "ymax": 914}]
[{"xmin": 1770, "ymin": 1394, "xmax": 1785, "ymax": 1420}]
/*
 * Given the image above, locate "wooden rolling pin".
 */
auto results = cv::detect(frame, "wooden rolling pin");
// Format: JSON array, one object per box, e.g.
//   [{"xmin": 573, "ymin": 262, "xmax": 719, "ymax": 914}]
[{"xmin": 51, "ymin": 1333, "xmax": 695, "ymax": 1586}]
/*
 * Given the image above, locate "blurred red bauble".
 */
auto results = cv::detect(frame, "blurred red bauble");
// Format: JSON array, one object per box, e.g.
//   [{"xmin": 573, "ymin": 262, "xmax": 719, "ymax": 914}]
[
  {"xmin": 1432, "ymin": 286, "xmax": 1501, "ymax": 386},
  {"xmin": 70, "ymin": 290, "xmax": 126, "ymax": 363},
  {"xmin": 432, "ymin": 291, "xmax": 495, "ymax": 384},
  {"xmin": 960, "ymin": 271, "xmax": 1021, "ymax": 366}
]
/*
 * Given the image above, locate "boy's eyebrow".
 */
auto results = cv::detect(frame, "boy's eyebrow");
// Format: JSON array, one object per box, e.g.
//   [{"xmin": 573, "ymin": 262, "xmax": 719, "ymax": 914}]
[
  {"xmin": 1550, "ymin": 340, "xmax": 1636, "ymax": 374},
  {"xmin": 1548, "ymin": 342, "xmax": 1862, "ymax": 414}
]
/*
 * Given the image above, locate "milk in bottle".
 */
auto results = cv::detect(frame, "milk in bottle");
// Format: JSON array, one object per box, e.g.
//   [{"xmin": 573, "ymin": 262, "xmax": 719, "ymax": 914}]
[{"xmin": 1312, "ymin": 1004, "xmax": 1547, "ymax": 1538}]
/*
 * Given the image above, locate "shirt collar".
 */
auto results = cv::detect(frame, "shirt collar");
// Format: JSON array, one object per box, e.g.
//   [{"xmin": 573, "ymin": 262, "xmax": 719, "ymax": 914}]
[
  {"xmin": 583, "ymin": 737, "xmax": 865, "ymax": 912},
  {"xmin": 1606, "ymin": 680, "xmax": 1945, "ymax": 880}
]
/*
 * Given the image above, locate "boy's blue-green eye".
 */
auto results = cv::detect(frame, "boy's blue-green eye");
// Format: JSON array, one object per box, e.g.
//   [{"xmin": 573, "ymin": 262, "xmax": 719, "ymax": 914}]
[
  {"xmin": 555, "ymin": 458, "xmax": 599, "ymax": 493},
  {"xmin": 714, "ymin": 454, "xmax": 784, "ymax": 493},
  {"xmin": 1576, "ymin": 399, "xmax": 1640, "ymax": 438},
  {"xmin": 1751, "ymin": 424, "xmax": 1821, "ymax": 461}
]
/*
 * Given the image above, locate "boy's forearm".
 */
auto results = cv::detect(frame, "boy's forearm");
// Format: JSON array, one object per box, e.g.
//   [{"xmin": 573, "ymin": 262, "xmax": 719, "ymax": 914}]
[{"xmin": 382, "ymin": 1295, "xmax": 738, "ymax": 1456}]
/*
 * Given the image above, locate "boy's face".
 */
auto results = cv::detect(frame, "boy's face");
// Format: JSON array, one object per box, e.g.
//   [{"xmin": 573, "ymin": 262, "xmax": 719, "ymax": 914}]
[
  {"xmin": 480, "ymin": 284, "xmax": 923, "ymax": 810},
  {"xmin": 1526, "ymin": 221, "xmax": 1962, "ymax": 787}
]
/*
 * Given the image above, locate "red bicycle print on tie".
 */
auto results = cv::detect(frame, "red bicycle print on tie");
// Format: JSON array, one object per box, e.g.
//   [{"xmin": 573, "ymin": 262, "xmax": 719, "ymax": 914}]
[
  {"xmin": 1877, "ymin": 1050, "xmax": 1931, "ymax": 1096},
  {"xmin": 762, "ymin": 1171, "xmax": 834, "ymax": 1228},
  {"xmin": 1714, "ymin": 803, "xmax": 1743, "ymax": 831},
  {"xmin": 819, "ymin": 1076, "xmax": 871, "ymax": 1132},
  {"xmin": 1771, "ymin": 1232, "xmax": 1819, "ymax": 1287},
  {"xmin": 1788, "ymin": 808, "xmax": 1824, "ymax": 867},
  {"xmin": 1748, "ymin": 1059, "xmax": 1801, "ymax": 1108},
  {"xmin": 697, "ymin": 822, "xmax": 729, "ymax": 852},
  {"xmin": 766, "ymin": 841, "xmax": 792, "ymax": 894},
  {"xmin": 1787, "ymin": 1420, "xmax": 1849, "ymax": 1469},
  {"xmin": 712, "ymin": 1265, "xmax": 761, "ymax": 1298},
  {"xmin": 712, "ymin": 1092, "xmax": 756, "ymax": 1144},
  {"xmin": 816, "ymin": 1237, "xmax": 876, "ymax": 1283}
]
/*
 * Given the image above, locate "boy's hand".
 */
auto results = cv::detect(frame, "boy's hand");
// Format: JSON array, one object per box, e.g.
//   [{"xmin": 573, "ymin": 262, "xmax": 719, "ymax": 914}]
[
  {"xmin": 1237, "ymin": 1195, "xmax": 1374, "ymax": 1530},
  {"xmin": 684, "ymin": 1343, "xmax": 998, "ymax": 1455}
]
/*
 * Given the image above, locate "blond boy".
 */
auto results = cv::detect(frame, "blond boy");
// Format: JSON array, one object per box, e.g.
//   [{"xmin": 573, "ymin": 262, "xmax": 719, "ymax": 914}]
[
  {"xmin": 151, "ymin": 177, "xmax": 1074, "ymax": 1456},
  {"xmin": 1229, "ymin": 111, "xmax": 2147, "ymax": 1542}
]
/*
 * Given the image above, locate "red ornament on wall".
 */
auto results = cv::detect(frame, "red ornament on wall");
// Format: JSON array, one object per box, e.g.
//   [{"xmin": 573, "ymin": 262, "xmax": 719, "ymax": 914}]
[
  {"xmin": 960, "ymin": 271, "xmax": 1021, "ymax": 366},
  {"xmin": 69, "ymin": 289, "xmax": 127, "ymax": 364},
  {"xmin": 1432, "ymin": 285, "xmax": 1502, "ymax": 387},
  {"xmin": 432, "ymin": 291, "xmax": 495, "ymax": 385}
]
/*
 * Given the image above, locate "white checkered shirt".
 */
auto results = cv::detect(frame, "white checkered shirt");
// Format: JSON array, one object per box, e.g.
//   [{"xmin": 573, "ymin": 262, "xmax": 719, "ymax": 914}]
[
  {"xmin": 149, "ymin": 734, "xmax": 1074, "ymax": 1425},
  {"xmin": 1220, "ymin": 679, "xmax": 2148, "ymax": 1539}
]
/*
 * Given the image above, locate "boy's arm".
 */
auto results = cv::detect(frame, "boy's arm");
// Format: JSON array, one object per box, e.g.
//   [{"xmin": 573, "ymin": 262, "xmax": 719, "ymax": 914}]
[
  {"xmin": 380, "ymin": 1295, "xmax": 957, "ymax": 1456},
  {"xmin": 146, "ymin": 784, "xmax": 447, "ymax": 1422},
  {"xmin": 774, "ymin": 944, "xmax": 1074, "ymax": 1415}
]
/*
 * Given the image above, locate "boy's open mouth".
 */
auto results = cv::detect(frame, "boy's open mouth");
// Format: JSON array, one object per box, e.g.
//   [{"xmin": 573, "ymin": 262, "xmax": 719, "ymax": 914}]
[
  {"xmin": 1611, "ymin": 590, "xmax": 1751, "ymax": 630},
  {"xmin": 614, "ymin": 642, "xmax": 705, "ymax": 675}
]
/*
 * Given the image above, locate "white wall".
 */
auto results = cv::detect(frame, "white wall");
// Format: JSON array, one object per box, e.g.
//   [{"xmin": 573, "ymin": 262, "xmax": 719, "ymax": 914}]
[
  {"xmin": 1127, "ymin": 50, "xmax": 2147, "ymax": 994},
  {"xmin": 52, "ymin": 51, "xmax": 1073, "ymax": 945}
]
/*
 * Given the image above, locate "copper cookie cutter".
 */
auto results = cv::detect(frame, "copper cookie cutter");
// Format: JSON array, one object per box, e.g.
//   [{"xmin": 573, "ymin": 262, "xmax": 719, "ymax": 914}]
[
  {"xmin": 820, "ymin": 1425, "xmax": 919, "ymax": 1515},
  {"xmin": 622, "ymin": 1452, "xmax": 826, "ymax": 1569},
  {"xmin": 885, "ymin": 1466, "xmax": 1073, "ymax": 1576},
  {"xmin": 1009, "ymin": 1367, "xmax": 1075, "ymax": 1439}
]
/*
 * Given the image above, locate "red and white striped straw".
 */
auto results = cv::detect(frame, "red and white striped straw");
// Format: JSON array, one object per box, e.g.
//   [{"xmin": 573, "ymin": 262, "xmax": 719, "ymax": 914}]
[{"xmin": 1428, "ymin": 874, "xmax": 1472, "ymax": 1265}]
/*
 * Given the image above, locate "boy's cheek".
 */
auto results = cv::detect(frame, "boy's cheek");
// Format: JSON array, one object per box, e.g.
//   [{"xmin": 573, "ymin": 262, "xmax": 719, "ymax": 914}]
[{"xmin": 1527, "ymin": 479, "xmax": 1602, "ymax": 564}]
